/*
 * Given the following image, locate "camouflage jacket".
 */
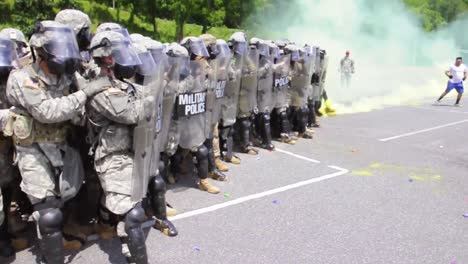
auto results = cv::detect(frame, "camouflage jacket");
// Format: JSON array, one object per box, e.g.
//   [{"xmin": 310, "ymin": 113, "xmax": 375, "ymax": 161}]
[{"xmin": 86, "ymin": 78, "xmax": 142, "ymax": 161}]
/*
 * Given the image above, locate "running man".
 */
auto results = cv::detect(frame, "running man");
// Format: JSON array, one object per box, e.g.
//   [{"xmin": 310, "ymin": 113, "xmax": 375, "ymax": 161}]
[{"xmin": 436, "ymin": 57, "xmax": 467, "ymax": 107}]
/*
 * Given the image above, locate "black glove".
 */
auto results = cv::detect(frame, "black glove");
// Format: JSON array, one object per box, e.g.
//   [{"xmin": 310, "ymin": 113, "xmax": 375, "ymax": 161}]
[
  {"xmin": 463, "ymin": 77, "xmax": 466, "ymax": 81},
  {"xmin": 448, "ymin": 75, "xmax": 453, "ymax": 79}
]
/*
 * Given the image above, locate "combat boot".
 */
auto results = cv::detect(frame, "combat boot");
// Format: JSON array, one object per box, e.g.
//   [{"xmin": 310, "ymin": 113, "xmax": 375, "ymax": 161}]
[
  {"xmin": 299, "ymin": 132, "xmax": 313, "ymax": 139},
  {"xmin": 280, "ymin": 133, "xmax": 296, "ymax": 145},
  {"xmin": 224, "ymin": 155, "xmax": 241, "ymax": 164},
  {"xmin": 215, "ymin": 157, "xmax": 229, "ymax": 172},
  {"xmin": 209, "ymin": 170, "xmax": 228, "ymax": 181},
  {"xmin": 154, "ymin": 219, "xmax": 178, "ymax": 237},
  {"xmin": 242, "ymin": 146, "xmax": 259, "ymax": 155},
  {"xmin": 199, "ymin": 179, "xmax": 220, "ymax": 194}
]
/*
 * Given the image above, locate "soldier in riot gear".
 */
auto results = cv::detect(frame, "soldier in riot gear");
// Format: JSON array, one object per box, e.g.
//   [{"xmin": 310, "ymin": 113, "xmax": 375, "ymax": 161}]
[
  {"xmin": 308, "ymin": 48, "xmax": 329, "ymax": 127},
  {"xmin": 219, "ymin": 32, "xmax": 247, "ymax": 164},
  {"xmin": 0, "ymin": 36, "xmax": 18, "ymax": 258},
  {"xmin": 55, "ymin": 8, "xmax": 104, "ymax": 248},
  {"xmin": 199, "ymin": 33, "xmax": 228, "ymax": 181},
  {"xmin": 168, "ymin": 37, "xmax": 220, "ymax": 194},
  {"xmin": 235, "ymin": 38, "xmax": 261, "ymax": 155},
  {"xmin": 254, "ymin": 39, "xmax": 276, "ymax": 150},
  {"xmin": 0, "ymin": 28, "xmax": 31, "ymax": 68},
  {"xmin": 289, "ymin": 44, "xmax": 314, "ymax": 139},
  {"xmin": 5, "ymin": 20, "xmax": 106, "ymax": 263},
  {"xmin": 85, "ymin": 30, "xmax": 150, "ymax": 263},
  {"xmin": 271, "ymin": 40, "xmax": 295, "ymax": 144},
  {"xmin": 129, "ymin": 34, "xmax": 178, "ymax": 236}
]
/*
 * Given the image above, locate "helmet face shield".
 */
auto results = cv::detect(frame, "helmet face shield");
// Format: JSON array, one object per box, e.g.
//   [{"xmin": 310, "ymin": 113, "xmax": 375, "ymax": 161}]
[
  {"xmin": 190, "ymin": 40, "xmax": 209, "ymax": 58},
  {"xmin": 136, "ymin": 50, "xmax": 156, "ymax": 76},
  {"xmin": 0, "ymin": 38, "xmax": 17, "ymax": 67},
  {"xmin": 258, "ymin": 43, "xmax": 270, "ymax": 57},
  {"xmin": 290, "ymin": 49, "xmax": 300, "ymax": 62},
  {"xmin": 269, "ymin": 46, "xmax": 279, "ymax": 59},
  {"xmin": 41, "ymin": 27, "xmax": 81, "ymax": 60},
  {"xmin": 234, "ymin": 41, "xmax": 247, "ymax": 55},
  {"xmin": 111, "ymin": 41, "xmax": 142, "ymax": 66}
]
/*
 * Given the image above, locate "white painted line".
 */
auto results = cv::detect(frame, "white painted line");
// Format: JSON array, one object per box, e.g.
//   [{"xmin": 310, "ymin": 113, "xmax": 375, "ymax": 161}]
[
  {"xmin": 169, "ymin": 166, "xmax": 348, "ymax": 221},
  {"xmin": 406, "ymin": 105, "xmax": 468, "ymax": 115},
  {"xmin": 275, "ymin": 148, "xmax": 321, "ymax": 163},
  {"xmin": 379, "ymin": 119, "xmax": 468, "ymax": 142}
]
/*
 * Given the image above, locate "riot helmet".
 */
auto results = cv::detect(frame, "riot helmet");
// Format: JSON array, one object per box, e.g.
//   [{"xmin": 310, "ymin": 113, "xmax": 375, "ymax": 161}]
[
  {"xmin": 284, "ymin": 44, "xmax": 300, "ymax": 62},
  {"xmin": 250, "ymin": 37, "xmax": 270, "ymax": 57},
  {"xmin": 55, "ymin": 9, "xmax": 92, "ymax": 51},
  {"xmin": 228, "ymin": 32, "xmax": 247, "ymax": 56},
  {"xmin": 0, "ymin": 37, "xmax": 17, "ymax": 79},
  {"xmin": 180, "ymin": 36, "xmax": 209, "ymax": 60},
  {"xmin": 29, "ymin": 20, "xmax": 81, "ymax": 75},
  {"xmin": 200, "ymin": 34, "xmax": 219, "ymax": 60},
  {"xmin": 90, "ymin": 30, "xmax": 141, "ymax": 79}
]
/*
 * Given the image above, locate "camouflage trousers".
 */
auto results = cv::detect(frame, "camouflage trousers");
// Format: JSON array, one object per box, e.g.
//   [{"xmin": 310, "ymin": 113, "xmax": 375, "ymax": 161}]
[
  {"xmin": 95, "ymin": 153, "xmax": 137, "ymax": 216},
  {"xmin": 213, "ymin": 123, "xmax": 221, "ymax": 158}
]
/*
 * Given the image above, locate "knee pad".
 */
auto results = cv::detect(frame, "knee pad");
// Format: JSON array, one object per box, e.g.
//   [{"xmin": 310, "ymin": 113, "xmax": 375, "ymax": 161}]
[
  {"xmin": 195, "ymin": 145, "xmax": 209, "ymax": 160},
  {"xmin": 241, "ymin": 118, "xmax": 251, "ymax": 129},
  {"xmin": 125, "ymin": 204, "xmax": 145, "ymax": 229},
  {"xmin": 149, "ymin": 175, "xmax": 166, "ymax": 194},
  {"xmin": 38, "ymin": 208, "xmax": 63, "ymax": 235}
]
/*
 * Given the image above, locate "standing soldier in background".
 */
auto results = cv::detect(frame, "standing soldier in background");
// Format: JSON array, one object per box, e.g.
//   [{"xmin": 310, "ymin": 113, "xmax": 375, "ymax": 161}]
[
  {"xmin": 340, "ymin": 50, "xmax": 355, "ymax": 89},
  {"xmin": 5, "ymin": 21, "xmax": 105, "ymax": 263}
]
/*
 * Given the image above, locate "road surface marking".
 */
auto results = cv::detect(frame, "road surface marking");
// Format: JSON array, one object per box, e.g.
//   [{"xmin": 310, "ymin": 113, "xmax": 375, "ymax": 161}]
[
  {"xmin": 275, "ymin": 148, "xmax": 321, "ymax": 163},
  {"xmin": 379, "ymin": 119, "xmax": 468, "ymax": 142},
  {"xmin": 406, "ymin": 105, "xmax": 468, "ymax": 115},
  {"xmin": 170, "ymin": 166, "xmax": 348, "ymax": 221}
]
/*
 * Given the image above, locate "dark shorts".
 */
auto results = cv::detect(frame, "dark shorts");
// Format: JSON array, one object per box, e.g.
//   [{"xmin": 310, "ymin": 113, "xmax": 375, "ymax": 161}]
[{"xmin": 446, "ymin": 81, "xmax": 464, "ymax": 94}]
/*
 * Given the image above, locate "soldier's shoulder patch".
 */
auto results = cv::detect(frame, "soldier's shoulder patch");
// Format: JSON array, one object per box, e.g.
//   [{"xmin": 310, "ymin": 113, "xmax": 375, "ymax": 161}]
[{"xmin": 23, "ymin": 79, "xmax": 40, "ymax": 90}]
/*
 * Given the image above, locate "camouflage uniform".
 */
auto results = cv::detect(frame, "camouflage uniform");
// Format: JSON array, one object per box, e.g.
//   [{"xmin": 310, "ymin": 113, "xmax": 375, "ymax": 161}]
[
  {"xmin": 87, "ymin": 30, "xmax": 149, "ymax": 264},
  {"xmin": 4, "ymin": 20, "xmax": 105, "ymax": 263},
  {"xmin": 340, "ymin": 55, "xmax": 354, "ymax": 89}
]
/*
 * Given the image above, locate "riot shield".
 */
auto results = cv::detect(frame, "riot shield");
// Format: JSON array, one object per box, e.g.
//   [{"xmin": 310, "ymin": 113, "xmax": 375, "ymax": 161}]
[
  {"xmin": 176, "ymin": 60, "xmax": 207, "ymax": 150},
  {"xmin": 256, "ymin": 54, "xmax": 274, "ymax": 113},
  {"xmin": 272, "ymin": 54, "xmax": 291, "ymax": 109},
  {"xmin": 238, "ymin": 47, "xmax": 259, "ymax": 118},
  {"xmin": 210, "ymin": 40, "xmax": 231, "ymax": 128},
  {"xmin": 158, "ymin": 56, "xmax": 183, "ymax": 153},
  {"xmin": 131, "ymin": 79, "xmax": 159, "ymax": 202},
  {"xmin": 310, "ymin": 47, "xmax": 322, "ymax": 101},
  {"xmin": 290, "ymin": 52, "xmax": 313, "ymax": 108},
  {"xmin": 221, "ymin": 52, "xmax": 245, "ymax": 126}
]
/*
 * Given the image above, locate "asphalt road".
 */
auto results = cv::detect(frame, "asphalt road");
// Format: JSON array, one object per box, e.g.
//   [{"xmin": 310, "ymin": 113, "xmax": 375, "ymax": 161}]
[{"xmin": 8, "ymin": 99, "xmax": 468, "ymax": 264}]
